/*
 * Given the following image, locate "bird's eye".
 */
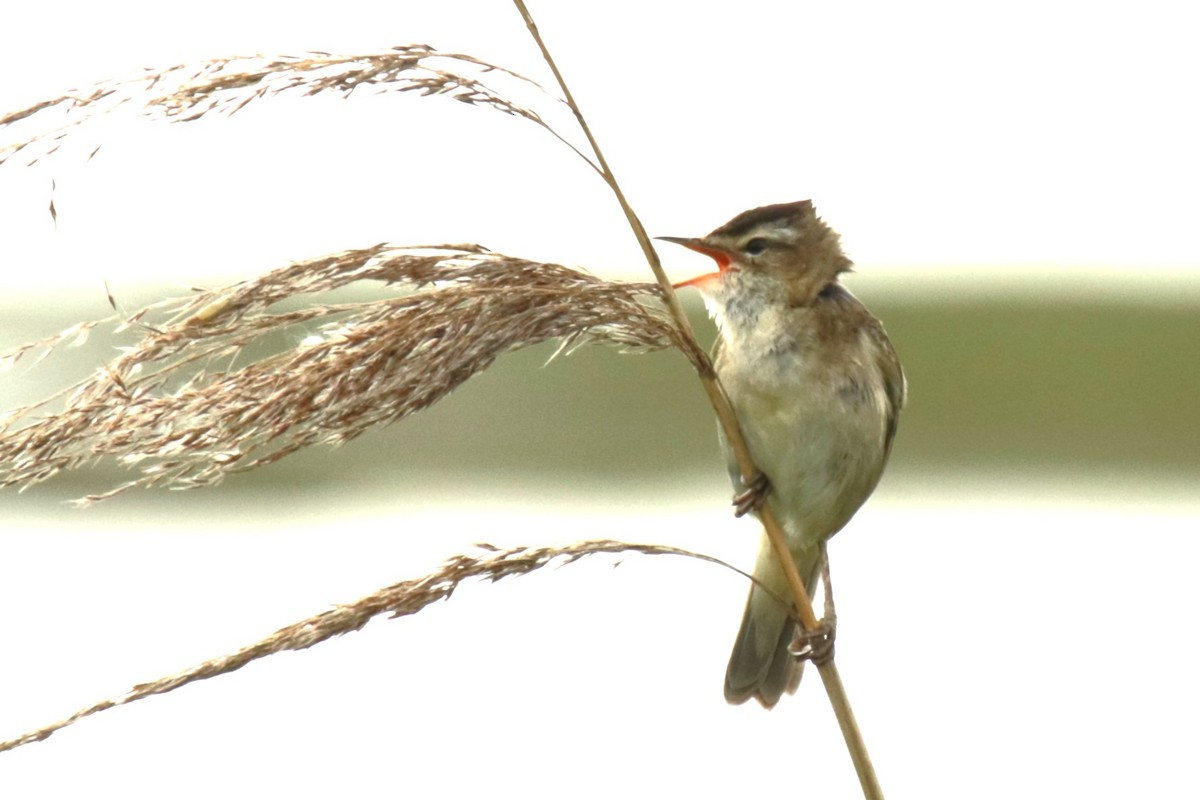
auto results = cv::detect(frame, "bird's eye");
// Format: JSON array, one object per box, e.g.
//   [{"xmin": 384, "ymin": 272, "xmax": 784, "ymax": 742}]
[{"xmin": 743, "ymin": 238, "xmax": 769, "ymax": 256}]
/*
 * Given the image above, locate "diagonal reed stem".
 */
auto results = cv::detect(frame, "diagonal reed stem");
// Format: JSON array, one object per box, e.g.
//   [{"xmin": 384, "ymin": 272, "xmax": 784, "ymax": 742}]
[{"xmin": 510, "ymin": 2, "xmax": 882, "ymax": 797}]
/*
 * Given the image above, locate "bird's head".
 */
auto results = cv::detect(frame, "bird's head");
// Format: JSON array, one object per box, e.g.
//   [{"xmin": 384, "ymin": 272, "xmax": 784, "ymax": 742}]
[{"xmin": 658, "ymin": 200, "xmax": 851, "ymax": 309}]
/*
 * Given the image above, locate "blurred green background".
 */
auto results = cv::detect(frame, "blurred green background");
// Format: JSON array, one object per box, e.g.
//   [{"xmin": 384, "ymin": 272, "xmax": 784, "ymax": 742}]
[
  {"xmin": 368, "ymin": 287, "xmax": 1200, "ymax": 487},
  {"xmin": 3, "ymin": 283, "xmax": 1197, "ymax": 505}
]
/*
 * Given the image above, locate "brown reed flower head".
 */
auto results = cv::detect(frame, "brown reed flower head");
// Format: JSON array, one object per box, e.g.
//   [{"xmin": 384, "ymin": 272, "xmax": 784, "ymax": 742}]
[
  {"xmin": 1, "ymin": 45, "xmax": 592, "ymax": 170},
  {"xmin": 0, "ymin": 244, "xmax": 695, "ymax": 502},
  {"xmin": 0, "ymin": 538, "xmax": 735, "ymax": 754}
]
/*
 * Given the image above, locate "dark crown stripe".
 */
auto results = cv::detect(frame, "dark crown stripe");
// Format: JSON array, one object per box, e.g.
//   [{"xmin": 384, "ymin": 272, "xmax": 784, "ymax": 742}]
[{"xmin": 707, "ymin": 200, "xmax": 814, "ymax": 239}]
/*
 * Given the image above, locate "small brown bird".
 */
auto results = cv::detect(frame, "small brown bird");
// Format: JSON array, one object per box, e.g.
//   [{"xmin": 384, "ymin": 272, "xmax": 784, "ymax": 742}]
[{"xmin": 661, "ymin": 201, "xmax": 905, "ymax": 708}]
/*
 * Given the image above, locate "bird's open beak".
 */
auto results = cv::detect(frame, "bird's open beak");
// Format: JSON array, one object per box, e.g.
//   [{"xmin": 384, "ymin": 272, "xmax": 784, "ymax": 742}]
[{"xmin": 656, "ymin": 236, "xmax": 731, "ymax": 289}]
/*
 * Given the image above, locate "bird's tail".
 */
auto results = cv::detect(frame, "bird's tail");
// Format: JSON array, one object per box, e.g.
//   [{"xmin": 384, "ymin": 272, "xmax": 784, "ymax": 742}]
[{"xmin": 723, "ymin": 536, "xmax": 824, "ymax": 708}]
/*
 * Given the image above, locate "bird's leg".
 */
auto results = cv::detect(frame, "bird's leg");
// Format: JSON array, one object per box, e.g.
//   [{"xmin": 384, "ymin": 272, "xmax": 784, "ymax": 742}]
[
  {"xmin": 732, "ymin": 471, "xmax": 771, "ymax": 517},
  {"xmin": 789, "ymin": 551, "xmax": 838, "ymax": 666},
  {"xmin": 820, "ymin": 549, "xmax": 836, "ymax": 624}
]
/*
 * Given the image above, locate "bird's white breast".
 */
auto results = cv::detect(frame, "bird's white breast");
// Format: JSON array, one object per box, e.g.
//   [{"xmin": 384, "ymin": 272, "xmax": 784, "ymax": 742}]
[{"xmin": 711, "ymin": 297, "xmax": 891, "ymax": 549}]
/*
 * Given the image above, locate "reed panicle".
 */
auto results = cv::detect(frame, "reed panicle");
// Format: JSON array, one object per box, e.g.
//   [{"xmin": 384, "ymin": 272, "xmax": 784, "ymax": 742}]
[
  {"xmin": 0, "ymin": 244, "xmax": 694, "ymax": 502},
  {"xmin": 0, "ymin": 540, "xmax": 733, "ymax": 753},
  {"xmin": 0, "ymin": 44, "xmax": 596, "ymax": 170}
]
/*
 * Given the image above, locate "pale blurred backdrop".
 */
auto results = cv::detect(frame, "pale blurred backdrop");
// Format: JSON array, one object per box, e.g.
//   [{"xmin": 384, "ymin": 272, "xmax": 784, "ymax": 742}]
[{"xmin": 1, "ymin": 2, "xmax": 1198, "ymax": 798}]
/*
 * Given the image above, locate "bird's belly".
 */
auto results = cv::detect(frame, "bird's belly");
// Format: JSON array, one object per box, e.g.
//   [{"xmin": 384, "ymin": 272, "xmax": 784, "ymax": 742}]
[{"xmin": 727, "ymin": 370, "xmax": 887, "ymax": 549}]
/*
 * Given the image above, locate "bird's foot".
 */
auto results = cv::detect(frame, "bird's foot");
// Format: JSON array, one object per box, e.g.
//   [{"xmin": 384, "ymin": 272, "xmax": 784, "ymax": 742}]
[
  {"xmin": 732, "ymin": 472, "xmax": 770, "ymax": 518},
  {"xmin": 789, "ymin": 614, "xmax": 837, "ymax": 667}
]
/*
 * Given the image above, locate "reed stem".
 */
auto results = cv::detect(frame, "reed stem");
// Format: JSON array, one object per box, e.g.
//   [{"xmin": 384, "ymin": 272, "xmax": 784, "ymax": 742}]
[{"xmin": 510, "ymin": 3, "xmax": 882, "ymax": 797}]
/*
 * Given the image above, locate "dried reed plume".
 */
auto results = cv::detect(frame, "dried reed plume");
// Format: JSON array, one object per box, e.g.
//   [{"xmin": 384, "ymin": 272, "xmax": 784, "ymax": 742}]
[
  {"xmin": 0, "ymin": 42, "xmax": 645, "ymax": 499},
  {"xmin": 0, "ymin": 245, "xmax": 695, "ymax": 501},
  {"xmin": 0, "ymin": 44, "xmax": 594, "ymax": 170},
  {"xmin": 0, "ymin": 540, "xmax": 735, "ymax": 754}
]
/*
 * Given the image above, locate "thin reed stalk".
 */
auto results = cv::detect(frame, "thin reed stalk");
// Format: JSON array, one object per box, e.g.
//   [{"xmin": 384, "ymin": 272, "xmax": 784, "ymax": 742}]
[{"xmin": 509, "ymin": 2, "xmax": 882, "ymax": 796}]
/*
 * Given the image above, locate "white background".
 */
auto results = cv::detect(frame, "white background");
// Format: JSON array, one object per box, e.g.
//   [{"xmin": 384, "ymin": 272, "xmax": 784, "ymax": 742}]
[{"xmin": 2, "ymin": 0, "xmax": 1200, "ymax": 290}]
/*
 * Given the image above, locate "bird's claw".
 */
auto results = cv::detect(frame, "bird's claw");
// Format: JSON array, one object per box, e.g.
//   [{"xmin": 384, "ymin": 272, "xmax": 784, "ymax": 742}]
[
  {"xmin": 732, "ymin": 472, "xmax": 770, "ymax": 517},
  {"xmin": 788, "ymin": 614, "xmax": 837, "ymax": 667}
]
